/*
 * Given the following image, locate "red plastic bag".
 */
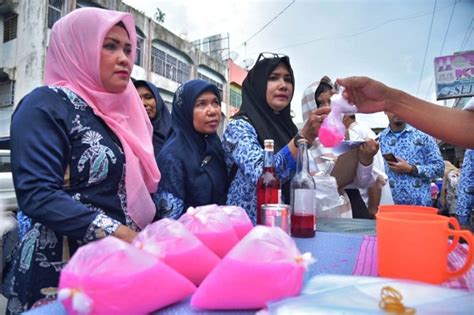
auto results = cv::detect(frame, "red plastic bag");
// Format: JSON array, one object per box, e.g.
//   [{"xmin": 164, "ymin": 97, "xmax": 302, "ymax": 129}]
[
  {"xmin": 191, "ymin": 226, "xmax": 313, "ymax": 310},
  {"xmin": 220, "ymin": 205, "xmax": 253, "ymax": 239},
  {"xmin": 132, "ymin": 218, "xmax": 220, "ymax": 286},
  {"xmin": 178, "ymin": 204, "xmax": 239, "ymax": 258},
  {"xmin": 58, "ymin": 236, "xmax": 196, "ymax": 315}
]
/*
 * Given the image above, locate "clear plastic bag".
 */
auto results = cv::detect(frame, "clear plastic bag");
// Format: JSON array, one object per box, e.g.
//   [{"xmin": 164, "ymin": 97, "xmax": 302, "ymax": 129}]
[
  {"xmin": 178, "ymin": 204, "xmax": 240, "ymax": 258},
  {"xmin": 58, "ymin": 236, "xmax": 196, "ymax": 315},
  {"xmin": 132, "ymin": 218, "xmax": 220, "ymax": 286},
  {"xmin": 219, "ymin": 205, "xmax": 253, "ymax": 239},
  {"xmin": 191, "ymin": 226, "xmax": 313, "ymax": 310},
  {"xmin": 318, "ymin": 88, "xmax": 357, "ymax": 147},
  {"xmin": 267, "ymin": 274, "xmax": 474, "ymax": 314}
]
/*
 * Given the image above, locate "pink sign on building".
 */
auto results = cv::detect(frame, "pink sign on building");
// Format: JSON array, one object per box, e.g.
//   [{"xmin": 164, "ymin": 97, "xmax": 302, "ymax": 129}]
[{"xmin": 434, "ymin": 51, "xmax": 474, "ymax": 100}]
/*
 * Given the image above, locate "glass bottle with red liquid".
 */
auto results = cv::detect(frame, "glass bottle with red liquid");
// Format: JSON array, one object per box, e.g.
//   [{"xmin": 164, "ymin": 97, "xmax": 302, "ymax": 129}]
[
  {"xmin": 290, "ymin": 138, "xmax": 316, "ymax": 238},
  {"xmin": 256, "ymin": 139, "xmax": 281, "ymax": 225}
]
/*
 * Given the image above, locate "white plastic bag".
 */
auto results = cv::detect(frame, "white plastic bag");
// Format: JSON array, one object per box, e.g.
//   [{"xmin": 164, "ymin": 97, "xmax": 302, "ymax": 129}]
[{"xmin": 314, "ymin": 175, "xmax": 348, "ymax": 218}]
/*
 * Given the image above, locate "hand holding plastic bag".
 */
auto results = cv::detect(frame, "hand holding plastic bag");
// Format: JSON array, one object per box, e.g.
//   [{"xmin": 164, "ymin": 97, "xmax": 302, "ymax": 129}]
[
  {"xmin": 191, "ymin": 226, "xmax": 314, "ymax": 310},
  {"xmin": 132, "ymin": 218, "xmax": 220, "ymax": 286},
  {"xmin": 58, "ymin": 236, "xmax": 196, "ymax": 315},
  {"xmin": 318, "ymin": 88, "xmax": 357, "ymax": 147}
]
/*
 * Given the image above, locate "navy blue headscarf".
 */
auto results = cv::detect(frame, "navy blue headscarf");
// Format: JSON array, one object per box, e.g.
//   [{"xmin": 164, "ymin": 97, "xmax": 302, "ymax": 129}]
[
  {"xmin": 157, "ymin": 80, "xmax": 228, "ymax": 213},
  {"xmin": 133, "ymin": 80, "xmax": 172, "ymax": 156}
]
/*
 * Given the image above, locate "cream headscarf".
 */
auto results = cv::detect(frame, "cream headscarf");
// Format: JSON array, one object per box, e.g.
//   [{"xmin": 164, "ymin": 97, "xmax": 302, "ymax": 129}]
[{"xmin": 301, "ymin": 76, "xmax": 334, "ymax": 123}]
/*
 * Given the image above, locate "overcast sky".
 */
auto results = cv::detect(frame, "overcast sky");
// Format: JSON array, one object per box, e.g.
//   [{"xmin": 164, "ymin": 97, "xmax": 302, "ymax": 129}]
[{"xmin": 124, "ymin": 0, "xmax": 474, "ymax": 128}]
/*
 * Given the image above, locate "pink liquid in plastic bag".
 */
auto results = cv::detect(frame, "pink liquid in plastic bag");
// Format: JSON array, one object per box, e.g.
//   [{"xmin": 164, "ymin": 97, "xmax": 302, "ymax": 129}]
[
  {"xmin": 194, "ymin": 229, "xmax": 240, "ymax": 258},
  {"xmin": 191, "ymin": 259, "xmax": 304, "ymax": 310},
  {"xmin": 318, "ymin": 124, "xmax": 345, "ymax": 147},
  {"xmin": 59, "ymin": 237, "xmax": 196, "ymax": 315},
  {"xmin": 163, "ymin": 245, "xmax": 220, "ymax": 286},
  {"xmin": 220, "ymin": 205, "xmax": 253, "ymax": 239},
  {"xmin": 179, "ymin": 205, "xmax": 240, "ymax": 258},
  {"xmin": 191, "ymin": 226, "xmax": 308, "ymax": 310},
  {"xmin": 133, "ymin": 219, "xmax": 220, "ymax": 286}
]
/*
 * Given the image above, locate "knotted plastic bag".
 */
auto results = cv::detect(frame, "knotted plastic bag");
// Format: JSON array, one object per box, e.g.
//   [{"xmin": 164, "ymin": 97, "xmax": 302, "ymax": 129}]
[
  {"xmin": 191, "ymin": 226, "xmax": 314, "ymax": 310},
  {"xmin": 132, "ymin": 218, "xmax": 220, "ymax": 286},
  {"xmin": 58, "ymin": 236, "xmax": 196, "ymax": 315},
  {"xmin": 178, "ymin": 204, "xmax": 239, "ymax": 258},
  {"xmin": 318, "ymin": 88, "xmax": 357, "ymax": 147},
  {"xmin": 220, "ymin": 205, "xmax": 253, "ymax": 239}
]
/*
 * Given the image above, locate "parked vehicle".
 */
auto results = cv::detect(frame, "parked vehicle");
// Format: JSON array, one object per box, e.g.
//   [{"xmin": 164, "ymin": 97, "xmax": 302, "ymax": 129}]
[{"xmin": 0, "ymin": 137, "xmax": 16, "ymax": 211}]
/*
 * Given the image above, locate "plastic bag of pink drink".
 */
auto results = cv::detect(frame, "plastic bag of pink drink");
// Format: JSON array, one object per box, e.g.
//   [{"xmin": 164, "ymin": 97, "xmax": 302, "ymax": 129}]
[
  {"xmin": 191, "ymin": 226, "xmax": 311, "ymax": 310},
  {"xmin": 318, "ymin": 88, "xmax": 357, "ymax": 147},
  {"xmin": 58, "ymin": 236, "xmax": 196, "ymax": 315},
  {"xmin": 178, "ymin": 204, "xmax": 239, "ymax": 258},
  {"xmin": 132, "ymin": 218, "xmax": 220, "ymax": 286},
  {"xmin": 219, "ymin": 205, "xmax": 253, "ymax": 239}
]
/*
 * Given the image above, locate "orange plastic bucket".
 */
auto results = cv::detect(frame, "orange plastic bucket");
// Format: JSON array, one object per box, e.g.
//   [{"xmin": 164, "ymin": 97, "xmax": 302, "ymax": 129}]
[{"xmin": 376, "ymin": 212, "xmax": 473, "ymax": 284}]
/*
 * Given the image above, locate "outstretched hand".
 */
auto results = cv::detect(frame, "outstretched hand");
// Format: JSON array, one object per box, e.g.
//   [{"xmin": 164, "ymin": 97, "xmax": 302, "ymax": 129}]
[{"xmin": 336, "ymin": 76, "xmax": 393, "ymax": 114}]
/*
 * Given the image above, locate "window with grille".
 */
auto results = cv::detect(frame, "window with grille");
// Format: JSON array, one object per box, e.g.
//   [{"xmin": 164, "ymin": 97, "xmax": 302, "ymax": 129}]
[
  {"xmin": 151, "ymin": 46, "xmax": 191, "ymax": 84},
  {"xmin": 48, "ymin": 0, "xmax": 65, "ymax": 29},
  {"xmin": 3, "ymin": 13, "xmax": 18, "ymax": 43},
  {"xmin": 229, "ymin": 85, "xmax": 242, "ymax": 109},
  {"xmin": 0, "ymin": 80, "xmax": 15, "ymax": 107},
  {"xmin": 135, "ymin": 35, "xmax": 144, "ymax": 66},
  {"xmin": 198, "ymin": 73, "xmax": 224, "ymax": 97}
]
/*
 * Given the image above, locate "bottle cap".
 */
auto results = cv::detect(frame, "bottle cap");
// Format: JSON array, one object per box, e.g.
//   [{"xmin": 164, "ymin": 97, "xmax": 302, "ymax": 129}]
[
  {"xmin": 264, "ymin": 139, "xmax": 274, "ymax": 150},
  {"xmin": 296, "ymin": 138, "xmax": 308, "ymax": 145}
]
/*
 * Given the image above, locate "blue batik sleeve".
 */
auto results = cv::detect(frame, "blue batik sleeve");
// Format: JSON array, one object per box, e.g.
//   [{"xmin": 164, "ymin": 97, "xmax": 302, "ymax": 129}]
[
  {"xmin": 223, "ymin": 119, "xmax": 295, "ymax": 184},
  {"xmin": 416, "ymin": 134, "xmax": 445, "ymax": 179},
  {"xmin": 456, "ymin": 149, "xmax": 474, "ymax": 226}
]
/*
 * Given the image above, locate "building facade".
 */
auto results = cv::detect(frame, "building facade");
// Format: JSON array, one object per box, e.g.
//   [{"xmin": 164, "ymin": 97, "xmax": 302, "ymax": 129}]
[{"xmin": 0, "ymin": 0, "xmax": 228, "ymax": 136}]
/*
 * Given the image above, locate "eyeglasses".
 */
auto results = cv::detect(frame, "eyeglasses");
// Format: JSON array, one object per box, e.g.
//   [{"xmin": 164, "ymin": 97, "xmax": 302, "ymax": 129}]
[{"xmin": 256, "ymin": 52, "xmax": 288, "ymax": 63}]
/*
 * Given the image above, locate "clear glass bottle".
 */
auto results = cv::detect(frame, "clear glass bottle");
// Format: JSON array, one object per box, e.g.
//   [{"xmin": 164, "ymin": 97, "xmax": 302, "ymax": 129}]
[
  {"xmin": 290, "ymin": 138, "xmax": 316, "ymax": 238},
  {"xmin": 256, "ymin": 139, "xmax": 281, "ymax": 225}
]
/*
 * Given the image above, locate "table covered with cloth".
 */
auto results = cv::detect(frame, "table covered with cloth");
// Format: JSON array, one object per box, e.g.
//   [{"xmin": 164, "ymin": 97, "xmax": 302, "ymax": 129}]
[{"xmin": 24, "ymin": 218, "xmax": 473, "ymax": 314}]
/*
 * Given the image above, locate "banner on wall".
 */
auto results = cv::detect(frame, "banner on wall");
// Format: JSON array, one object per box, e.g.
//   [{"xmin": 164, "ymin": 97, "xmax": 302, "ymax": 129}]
[{"xmin": 434, "ymin": 51, "xmax": 474, "ymax": 100}]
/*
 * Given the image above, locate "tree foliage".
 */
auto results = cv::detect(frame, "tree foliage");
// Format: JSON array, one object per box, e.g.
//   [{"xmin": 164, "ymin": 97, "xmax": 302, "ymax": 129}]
[{"xmin": 154, "ymin": 7, "xmax": 165, "ymax": 23}]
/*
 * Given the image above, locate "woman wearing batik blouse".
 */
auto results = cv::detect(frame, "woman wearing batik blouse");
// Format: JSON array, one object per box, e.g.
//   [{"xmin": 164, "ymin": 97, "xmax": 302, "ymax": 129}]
[
  {"xmin": 223, "ymin": 53, "xmax": 328, "ymax": 224},
  {"xmin": 155, "ymin": 80, "xmax": 228, "ymax": 219},
  {"xmin": 4, "ymin": 8, "xmax": 160, "ymax": 313}
]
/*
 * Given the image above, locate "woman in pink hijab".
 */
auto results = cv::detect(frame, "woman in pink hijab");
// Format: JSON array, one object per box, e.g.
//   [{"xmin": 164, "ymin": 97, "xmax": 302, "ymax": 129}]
[{"xmin": 4, "ymin": 8, "xmax": 160, "ymax": 312}]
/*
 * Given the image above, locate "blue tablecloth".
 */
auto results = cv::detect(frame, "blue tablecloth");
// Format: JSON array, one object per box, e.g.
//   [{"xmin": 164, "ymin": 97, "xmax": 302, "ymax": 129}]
[{"xmin": 24, "ymin": 231, "xmax": 366, "ymax": 315}]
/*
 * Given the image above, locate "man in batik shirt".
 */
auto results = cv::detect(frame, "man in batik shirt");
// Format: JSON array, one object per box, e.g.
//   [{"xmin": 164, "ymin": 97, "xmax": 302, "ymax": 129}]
[{"xmin": 379, "ymin": 112, "xmax": 444, "ymax": 206}]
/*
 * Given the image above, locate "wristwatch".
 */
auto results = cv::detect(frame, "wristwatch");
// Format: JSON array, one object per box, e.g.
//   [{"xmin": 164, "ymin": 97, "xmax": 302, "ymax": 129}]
[
  {"xmin": 293, "ymin": 132, "xmax": 306, "ymax": 147},
  {"xmin": 410, "ymin": 164, "xmax": 418, "ymax": 176}
]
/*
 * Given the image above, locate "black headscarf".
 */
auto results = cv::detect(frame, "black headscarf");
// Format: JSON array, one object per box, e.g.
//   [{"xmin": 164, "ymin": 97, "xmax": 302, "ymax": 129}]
[
  {"xmin": 133, "ymin": 80, "xmax": 172, "ymax": 156},
  {"xmin": 235, "ymin": 55, "xmax": 298, "ymax": 152},
  {"xmin": 157, "ymin": 80, "xmax": 228, "ymax": 212}
]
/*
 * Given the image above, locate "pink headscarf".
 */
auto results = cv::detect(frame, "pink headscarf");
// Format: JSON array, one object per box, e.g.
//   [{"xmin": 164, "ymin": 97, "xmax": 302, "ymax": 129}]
[{"xmin": 44, "ymin": 8, "xmax": 160, "ymax": 229}]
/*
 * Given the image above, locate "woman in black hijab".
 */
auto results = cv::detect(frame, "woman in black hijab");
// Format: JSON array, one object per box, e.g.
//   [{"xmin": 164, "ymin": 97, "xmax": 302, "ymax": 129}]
[
  {"xmin": 134, "ymin": 80, "xmax": 172, "ymax": 157},
  {"xmin": 223, "ymin": 53, "xmax": 328, "ymax": 224},
  {"xmin": 155, "ymin": 79, "xmax": 228, "ymax": 219}
]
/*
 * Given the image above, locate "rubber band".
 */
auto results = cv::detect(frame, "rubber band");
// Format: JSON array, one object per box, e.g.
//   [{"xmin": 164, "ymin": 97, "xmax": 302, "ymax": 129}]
[{"xmin": 379, "ymin": 286, "xmax": 416, "ymax": 314}]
